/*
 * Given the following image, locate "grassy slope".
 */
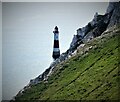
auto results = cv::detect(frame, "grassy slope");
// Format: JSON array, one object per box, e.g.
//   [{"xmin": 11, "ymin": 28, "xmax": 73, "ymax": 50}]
[{"xmin": 15, "ymin": 26, "xmax": 120, "ymax": 101}]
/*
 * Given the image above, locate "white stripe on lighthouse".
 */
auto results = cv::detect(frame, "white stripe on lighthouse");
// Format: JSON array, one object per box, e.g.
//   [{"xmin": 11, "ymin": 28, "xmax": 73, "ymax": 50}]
[
  {"xmin": 53, "ymin": 48, "xmax": 60, "ymax": 52},
  {"xmin": 54, "ymin": 33, "xmax": 59, "ymax": 40}
]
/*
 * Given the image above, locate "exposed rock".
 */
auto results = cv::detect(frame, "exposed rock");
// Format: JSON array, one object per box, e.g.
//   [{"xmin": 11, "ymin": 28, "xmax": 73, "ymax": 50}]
[
  {"xmin": 82, "ymin": 30, "xmax": 94, "ymax": 43},
  {"xmin": 90, "ymin": 12, "xmax": 98, "ymax": 26},
  {"xmin": 107, "ymin": 2, "xmax": 120, "ymax": 28},
  {"xmin": 70, "ymin": 2, "xmax": 120, "ymax": 49},
  {"xmin": 106, "ymin": 2, "xmax": 117, "ymax": 14},
  {"xmin": 70, "ymin": 35, "xmax": 78, "ymax": 48}
]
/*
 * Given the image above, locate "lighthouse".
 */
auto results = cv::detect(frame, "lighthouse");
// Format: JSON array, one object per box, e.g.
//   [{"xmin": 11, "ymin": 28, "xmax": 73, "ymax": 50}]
[{"xmin": 52, "ymin": 26, "xmax": 60, "ymax": 60}]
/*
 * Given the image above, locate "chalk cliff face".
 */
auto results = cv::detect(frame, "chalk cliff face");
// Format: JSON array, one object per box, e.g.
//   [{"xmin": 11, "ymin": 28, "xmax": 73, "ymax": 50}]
[
  {"xmin": 70, "ymin": 2, "xmax": 120, "ymax": 52},
  {"xmin": 14, "ymin": 2, "xmax": 120, "ymax": 99}
]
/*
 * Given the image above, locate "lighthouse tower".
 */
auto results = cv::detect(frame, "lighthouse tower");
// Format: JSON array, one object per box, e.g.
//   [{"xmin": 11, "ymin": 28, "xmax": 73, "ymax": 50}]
[{"xmin": 52, "ymin": 26, "xmax": 60, "ymax": 60}]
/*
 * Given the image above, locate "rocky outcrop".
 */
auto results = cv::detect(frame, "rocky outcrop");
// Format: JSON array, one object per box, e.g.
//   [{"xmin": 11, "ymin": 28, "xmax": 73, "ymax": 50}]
[
  {"xmin": 69, "ymin": 2, "xmax": 120, "ymax": 52},
  {"xmin": 15, "ymin": 2, "xmax": 120, "ymax": 98},
  {"xmin": 107, "ymin": 2, "xmax": 120, "ymax": 28}
]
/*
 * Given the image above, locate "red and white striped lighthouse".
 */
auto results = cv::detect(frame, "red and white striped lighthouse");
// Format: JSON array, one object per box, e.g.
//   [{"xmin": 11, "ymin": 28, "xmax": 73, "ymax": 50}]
[{"xmin": 52, "ymin": 26, "xmax": 60, "ymax": 60}]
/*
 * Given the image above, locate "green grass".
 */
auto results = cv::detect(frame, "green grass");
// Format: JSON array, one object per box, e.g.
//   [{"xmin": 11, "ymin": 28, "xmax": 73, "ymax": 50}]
[{"xmin": 15, "ymin": 26, "xmax": 120, "ymax": 101}]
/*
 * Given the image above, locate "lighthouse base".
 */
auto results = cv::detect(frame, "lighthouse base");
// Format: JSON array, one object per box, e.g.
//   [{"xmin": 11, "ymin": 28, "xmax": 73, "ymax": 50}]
[{"xmin": 52, "ymin": 51, "xmax": 60, "ymax": 60}]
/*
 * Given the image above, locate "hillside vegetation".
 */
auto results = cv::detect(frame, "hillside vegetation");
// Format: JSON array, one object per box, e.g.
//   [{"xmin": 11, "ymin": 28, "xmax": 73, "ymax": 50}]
[{"xmin": 15, "ymin": 25, "xmax": 120, "ymax": 101}]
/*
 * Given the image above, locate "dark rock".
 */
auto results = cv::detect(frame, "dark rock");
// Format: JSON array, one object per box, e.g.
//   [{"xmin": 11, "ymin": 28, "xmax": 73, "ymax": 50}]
[{"xmin": 107, "ymin": 2, "xmax": 120, "ymax": 28}]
